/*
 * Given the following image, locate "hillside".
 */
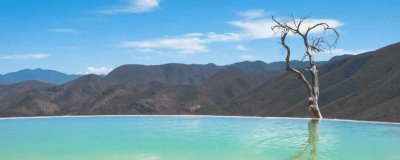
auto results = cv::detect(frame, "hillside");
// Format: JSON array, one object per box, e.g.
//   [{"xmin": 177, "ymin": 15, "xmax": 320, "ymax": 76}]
[
  {"xmin": 198, "ymin": 68, "xmax": 280, "ymax": 109},
  {"xmin": 229, "ymin": 42, "xmax": 400, "ymax": 122},
  {"xmin": 0, "ymin": 61, "xmax": 279, "ymax": 117},
  {"xmin": 105, "ymin": 63, "xmax": 221, "ymax": 85},
  {"xmin": 104, "ymin": 61, "xmax": 287, "ymax": 85}
]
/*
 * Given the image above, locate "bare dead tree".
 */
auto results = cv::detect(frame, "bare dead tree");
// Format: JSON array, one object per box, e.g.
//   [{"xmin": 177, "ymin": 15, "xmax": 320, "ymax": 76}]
[{"xmin": 271, "ymin": 15, "xmax": 339, "ymax": 119}]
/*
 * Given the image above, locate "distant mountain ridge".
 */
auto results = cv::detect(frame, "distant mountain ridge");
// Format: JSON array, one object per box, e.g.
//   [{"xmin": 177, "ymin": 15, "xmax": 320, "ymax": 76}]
[
  {"xmin": 0, "ymin": 60, "xmax": 318, "ymax": 85},
  {"xmin": 0, "ymin": 68, "xmax": 81, "ymax": 85},
  {"xmin": 0, "ymin": 43, "xmax": 398, "ymax": 122},
  {"xmin": 105, "ymin": 63, "xmax": 221, "ymax": 85},
  {"xmin": 228, "ymin": 60, "xmax": 326, "ymax": 73},
  {"xmin": 0, "ymin": 62, "xmax": 282, "ymax": 117}
]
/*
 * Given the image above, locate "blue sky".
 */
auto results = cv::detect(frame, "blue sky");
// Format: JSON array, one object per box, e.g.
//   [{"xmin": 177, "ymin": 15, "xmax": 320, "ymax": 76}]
[{"xmin": 0, "ymin": 0, "xmax": 399, "ymax": 74}]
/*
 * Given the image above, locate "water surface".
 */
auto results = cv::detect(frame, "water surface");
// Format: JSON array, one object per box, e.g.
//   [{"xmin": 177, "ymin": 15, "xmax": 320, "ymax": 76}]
[{"xmin": 0, "ymin": 116, "xmax": 399, "ymax": 160}]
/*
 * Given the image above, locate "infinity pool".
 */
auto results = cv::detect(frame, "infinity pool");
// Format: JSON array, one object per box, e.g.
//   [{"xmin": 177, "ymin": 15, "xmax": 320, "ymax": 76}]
[{"xmin": 0, "ymin": 116, "xmax": 399, "ymax": 160}]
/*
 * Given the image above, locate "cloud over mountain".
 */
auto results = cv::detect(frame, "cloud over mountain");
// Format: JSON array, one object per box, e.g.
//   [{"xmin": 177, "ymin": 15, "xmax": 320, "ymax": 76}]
[{"xmin": 100, "ymin": 0, "xmax": 160, "ymax": 14}]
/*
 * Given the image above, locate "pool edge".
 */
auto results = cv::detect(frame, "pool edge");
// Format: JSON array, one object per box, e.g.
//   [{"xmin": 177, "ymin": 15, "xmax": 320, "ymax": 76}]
[{"xmin": 1, "ymin": 114, "xmax": 400, "ymax": 125}]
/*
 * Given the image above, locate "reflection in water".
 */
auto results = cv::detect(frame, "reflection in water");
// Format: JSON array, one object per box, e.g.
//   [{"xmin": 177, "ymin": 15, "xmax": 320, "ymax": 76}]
[{"xmin": 288, "ymin": 120, "xmax": 319, "ymax": 160}]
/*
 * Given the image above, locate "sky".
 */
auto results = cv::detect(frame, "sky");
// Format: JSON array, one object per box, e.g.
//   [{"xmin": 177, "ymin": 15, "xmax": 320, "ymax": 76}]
[{"xmin": 0, "ymin": 0, "xmax": 399, "ymax": 74}]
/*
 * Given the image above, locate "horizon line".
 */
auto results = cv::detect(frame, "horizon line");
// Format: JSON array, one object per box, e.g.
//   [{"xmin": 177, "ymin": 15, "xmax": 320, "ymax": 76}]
[{"xmin": 1, "ymin": 114, "xmax": 399, "ymax": 125}]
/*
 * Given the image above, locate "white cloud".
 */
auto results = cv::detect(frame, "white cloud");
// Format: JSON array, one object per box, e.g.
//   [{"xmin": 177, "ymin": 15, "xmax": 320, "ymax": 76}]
[
  {"xmin": 235, "ymin": 45, "xmax": 250, "ymax": 51},
  {"xmin": 240, "ymin": 55, "xmax": 259, "ymax": 61},
  {"xmin": 118, "ymin": 17, "xmax": 343, "ymax": 55},
  {"xmin": 183, "ymin": 33, "xmax": 204, "ymax": 37},
  {"xmin": 100, "ymin": 0, "xmax": 160, "ymax": 14},
  {"xmin": 323, "ymin": 48, "xmax": 371, "ymax": 55},
  {"xmin": 119, "ymin": 37, "xmax": 207, "ymax": 55},
  {"xmin": 204, "ymin": 32, "xmax": 242, "ymax": 42},
  {"xmin": 49, "ymin": 28, "xmax": 78, "ymax": 33},
  {"xmin": 238, "ymin": 9, "xmax": 264, "ymax": 19},
  {"xmin": 118, "ymin": 32, "xmax": 244, "ymax": 55},
  {"xmin": 230, "ymin": 18, "xmax": 343, "ymax": 39},
  {"xmin": 229, "ymin": 20, "xmax": 276, "ymax": 39},
  {"xmin": 85, "ymin": 66, "xmax": 113, "ymax": 75},
  {"xmin": 0, "ymin": 54, "xmax": 49, "ymax": 60}
]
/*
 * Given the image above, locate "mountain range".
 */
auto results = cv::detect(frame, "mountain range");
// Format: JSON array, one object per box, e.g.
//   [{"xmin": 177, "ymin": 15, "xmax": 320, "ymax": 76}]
[
  {"xmin": 0, "ymin": 60, "xmax": 313, "ymax": 85},
  {"xmin": 0, "ymin": 68, "xmax": 81, "ymax": 85},
  {"xmin": 0, "ymin": 42, "xmax": 399, "ymax": 122}
]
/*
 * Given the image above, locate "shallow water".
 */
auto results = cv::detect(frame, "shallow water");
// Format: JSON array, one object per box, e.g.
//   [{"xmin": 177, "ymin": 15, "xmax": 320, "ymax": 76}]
[{"xmin": 0, "ymin": 116, "xmax": 399, "ymax": 160}]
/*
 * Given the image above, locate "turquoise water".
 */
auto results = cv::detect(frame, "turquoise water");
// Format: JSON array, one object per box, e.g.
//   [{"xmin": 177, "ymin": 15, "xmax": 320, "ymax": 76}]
[{"xmin": 0, "ymin": 116, "xmax": 400, "ymax": 160}]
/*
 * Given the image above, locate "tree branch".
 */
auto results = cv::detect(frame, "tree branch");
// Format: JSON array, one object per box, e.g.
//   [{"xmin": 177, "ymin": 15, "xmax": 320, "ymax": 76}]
[
  {"xmin": 305, "ymin": 22, "xmax": 340, "ymax": 53},
  {"xmin": 280, "ymin": 30, "xmax": 314, "ymax": 97}
]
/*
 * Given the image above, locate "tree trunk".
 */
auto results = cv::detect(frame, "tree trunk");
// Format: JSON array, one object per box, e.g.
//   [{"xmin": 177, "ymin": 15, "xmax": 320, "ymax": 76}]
[
  {"xmin": 308, "ymin": 96, "xmax": 322, "ymax": 119},
  {"xmin": 280, "ymin": 32, "xmax": 323, "ymax": 119},
  {"xmin": 308, "ymin": 56, "xmax": 322, "ymax": 119}
]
